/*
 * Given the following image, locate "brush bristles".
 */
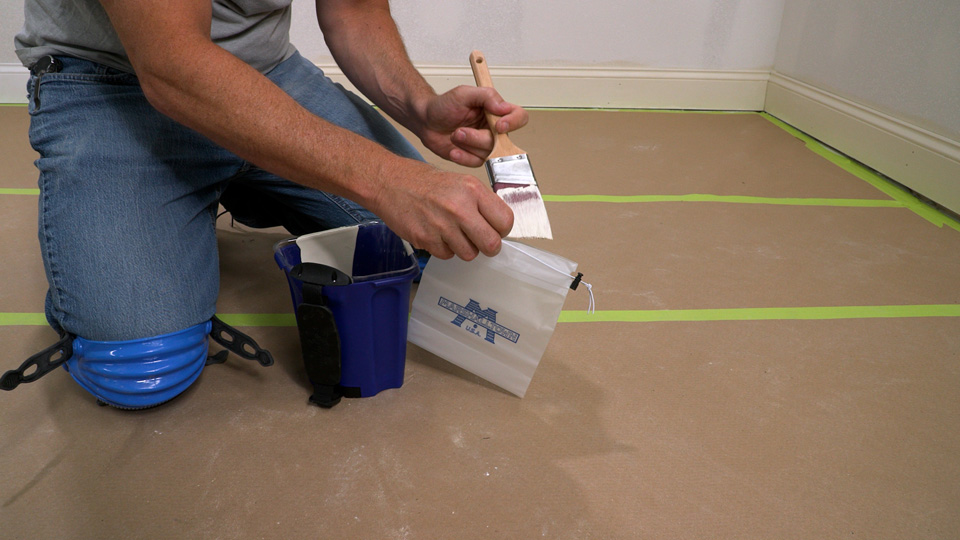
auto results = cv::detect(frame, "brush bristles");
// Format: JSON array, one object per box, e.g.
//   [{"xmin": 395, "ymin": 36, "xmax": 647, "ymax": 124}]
[{"xmin": 497, "ymin": 186, "xmax": 554, "ymax": 239}]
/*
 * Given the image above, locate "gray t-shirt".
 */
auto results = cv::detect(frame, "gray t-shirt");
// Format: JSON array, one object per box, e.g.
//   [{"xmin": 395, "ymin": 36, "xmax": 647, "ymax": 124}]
[{"xmin": 15, "ymin": 0, "xmax": 297, "ymax": 74}]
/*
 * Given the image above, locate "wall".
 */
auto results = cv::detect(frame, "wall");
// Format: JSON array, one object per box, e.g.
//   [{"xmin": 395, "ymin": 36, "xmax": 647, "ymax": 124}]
[
  {"xmin": 767, "ymin": 0, "xmax": 960, "ymax": 213},
  {"xmin": 773, "ymin": 0, "xmax": 960, "ymax": 141},
  {"xmin": 1, "ymin": 0, "xmax": 785, "ymax": 108},
  {"xmin": 288, "ymin": 0, "xmax": 784, "ymax": 109},
  {"xmin": 0, "ymin": 0, "xmax": 20, "ymax": 64},
  {"xmin": 288, "ymin": 0, "xmax": 784, "ymax": 69},
  {"xmin": 0, "ymin": 0, "xmax": 24, "ymax": 100}
]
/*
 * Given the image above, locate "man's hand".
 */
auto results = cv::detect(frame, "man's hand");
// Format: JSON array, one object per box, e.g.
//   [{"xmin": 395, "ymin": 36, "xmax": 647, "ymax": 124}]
[
  {"xmin": 316, "ymin": 1, "xmax": 529, "ymax": 169},
  {"xmin": 367, "ymin": 160, "xmax": 514, "ymax": 261},
  {"xmin": 316, "ymin": 0, "xmax": 523, "ymax": 258},
  {"xmin": 416, "ymin": 86, "xmax": 530, "ymax": 167}
]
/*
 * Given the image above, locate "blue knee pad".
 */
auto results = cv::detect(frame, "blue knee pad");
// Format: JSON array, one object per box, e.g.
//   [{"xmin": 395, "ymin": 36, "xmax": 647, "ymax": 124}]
[
  {"xmin": 64, "ymin": 322, "xmax": 212, "ymax": 409},
  {"xmin": 1, "ymin": 316, "xmax": 273, "ymax": 408}
]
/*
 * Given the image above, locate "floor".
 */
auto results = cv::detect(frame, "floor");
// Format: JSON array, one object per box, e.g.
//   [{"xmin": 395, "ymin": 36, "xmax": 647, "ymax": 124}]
[{"xmin": 2, "ymin": 105, "xmax": 959, "ymax": 539}]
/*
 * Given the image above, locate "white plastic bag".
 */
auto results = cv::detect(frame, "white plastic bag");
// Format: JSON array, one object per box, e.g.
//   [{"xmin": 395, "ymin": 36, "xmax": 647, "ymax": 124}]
[{"xmin": 407, "ymin": 240, "xmax": 593, "ymax": 397}]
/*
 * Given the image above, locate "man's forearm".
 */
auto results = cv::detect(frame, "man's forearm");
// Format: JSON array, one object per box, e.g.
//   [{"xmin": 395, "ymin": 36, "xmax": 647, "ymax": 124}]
[{"xmin": 316, "ymin": 0, "xmax": 436, "ymax": 138}]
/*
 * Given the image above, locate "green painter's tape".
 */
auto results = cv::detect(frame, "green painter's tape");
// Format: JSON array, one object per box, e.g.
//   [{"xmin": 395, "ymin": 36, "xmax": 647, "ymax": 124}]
[
  {"xmin": 528, "ymin": 107, "xmax": 756, "ymax": 115},
  {"xmin": 216, "ymin": 313, "xmax": 297, "ymax": 327},
  {"xmin": 760, "ymin": 113, "xmax": 960, "ymax": 233},
  {"xmin": 559, "ymin": 305, "xmax": 960, "ymax": 323},
  {"xmin": 0, "ymin": 185, "xmax": 903, "ymax": 209},
  {"xmin": 4, "ymin": 306, "xmax": 960, "ymax": 327},
  {"xmin": 1, "ymin": 187, "xmax": 900, "ymax": 209},
  {"xmin": 542, "ymin": 194, "xmax": 903, "ymax": 207},
  {"xmin": 0, "ymin": 313, "xmax": 48, "ymax": 325}
]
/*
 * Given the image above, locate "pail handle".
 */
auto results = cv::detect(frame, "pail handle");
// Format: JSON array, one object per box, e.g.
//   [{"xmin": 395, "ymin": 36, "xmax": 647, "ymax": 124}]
[{"xmin": 292, "ymin": 263, "xmax": 353, "ymax": 408}]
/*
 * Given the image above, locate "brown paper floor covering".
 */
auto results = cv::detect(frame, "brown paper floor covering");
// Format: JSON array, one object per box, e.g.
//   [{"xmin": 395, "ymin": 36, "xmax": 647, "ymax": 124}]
[{"xmin": 2, "ymin": 105, "xmax": 959, "ymax": 539}]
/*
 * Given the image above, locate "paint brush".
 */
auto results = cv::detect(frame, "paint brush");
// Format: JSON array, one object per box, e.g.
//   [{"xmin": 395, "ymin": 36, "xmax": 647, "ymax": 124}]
[{"xmin": 469, "ymin": 50, "xmax": 553, "ymax": 240}]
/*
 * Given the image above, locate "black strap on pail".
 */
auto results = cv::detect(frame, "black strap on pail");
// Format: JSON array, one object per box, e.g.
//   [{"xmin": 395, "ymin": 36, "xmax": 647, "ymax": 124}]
[{"xmin": 290, "ymin": 263, "xmax": 352, "ymax": 408}]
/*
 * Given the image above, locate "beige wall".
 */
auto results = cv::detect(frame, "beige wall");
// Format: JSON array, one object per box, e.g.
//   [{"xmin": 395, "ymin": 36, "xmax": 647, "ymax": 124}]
[
  {"xmin": 290, "ymin": 0, "xmax": 786, "ymax": 70},
  {"xmin": 1, "ymin": 0, "xmax": 787, "ymax": 70},
  {"xmin": 1, "ymin": 0, "xmax": 22, "ymax": 63},
  {"xmin": 773, "ymin": 0, "xmax": 960, "ymax": 141}
]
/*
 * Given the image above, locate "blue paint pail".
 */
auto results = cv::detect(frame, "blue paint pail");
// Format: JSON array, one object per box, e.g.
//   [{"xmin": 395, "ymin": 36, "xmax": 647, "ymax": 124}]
[{"xmin": 274, "ymin": 222, "xmax": 419, "ymax": 398}]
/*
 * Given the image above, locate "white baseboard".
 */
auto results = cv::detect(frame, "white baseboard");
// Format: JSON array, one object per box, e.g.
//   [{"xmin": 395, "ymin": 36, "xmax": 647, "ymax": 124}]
[
  {"xmin": 321, "ymin": 64, "xmax": 768, "ymax": 111},
  {"xmin": 1, "ymin": 61, "xmax": 768, "ymax": 110},
  {"xmin": 1, "ymin": 64, "xmax": 29, "ymax": 104},
  {"xmin": 765, "ymin": 72, "xmax": 960, "ymax": 215}
]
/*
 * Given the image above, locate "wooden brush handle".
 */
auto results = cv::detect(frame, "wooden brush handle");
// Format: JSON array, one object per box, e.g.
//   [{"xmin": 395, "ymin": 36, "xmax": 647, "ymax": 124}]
[{"xmin": 470, "ymin": 50, "xmax": 525, "ymax": 159}]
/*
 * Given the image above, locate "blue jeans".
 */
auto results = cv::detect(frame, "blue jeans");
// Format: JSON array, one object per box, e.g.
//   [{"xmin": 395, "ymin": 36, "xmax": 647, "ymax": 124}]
[{"xmin": 27, "ymin": 52, "xmax": 423, "ymax": 341}]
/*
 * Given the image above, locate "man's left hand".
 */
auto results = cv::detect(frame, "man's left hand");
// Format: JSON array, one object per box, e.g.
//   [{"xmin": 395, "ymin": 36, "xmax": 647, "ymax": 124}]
[{"xmin": 416, "ymin": 86, "xmax": 529, "ymax": 167}]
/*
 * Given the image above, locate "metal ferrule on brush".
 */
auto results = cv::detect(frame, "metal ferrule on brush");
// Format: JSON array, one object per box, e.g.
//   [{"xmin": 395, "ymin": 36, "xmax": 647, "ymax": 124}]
[{"xmin": 485, "ymin": 154, "xmax": 538, "ymax": 187}]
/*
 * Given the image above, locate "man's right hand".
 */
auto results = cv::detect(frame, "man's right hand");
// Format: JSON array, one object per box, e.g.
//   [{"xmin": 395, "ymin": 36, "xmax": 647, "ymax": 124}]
[{"xmin": 368, "ymin": 160, "xmax": 514, "ymax": 261}]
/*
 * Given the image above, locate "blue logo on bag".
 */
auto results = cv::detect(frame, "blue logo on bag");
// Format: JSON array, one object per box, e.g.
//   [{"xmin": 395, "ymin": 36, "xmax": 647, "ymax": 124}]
[{"xmin": 439, "ymin": 297, "xmax": 520, "ymax": 344}]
